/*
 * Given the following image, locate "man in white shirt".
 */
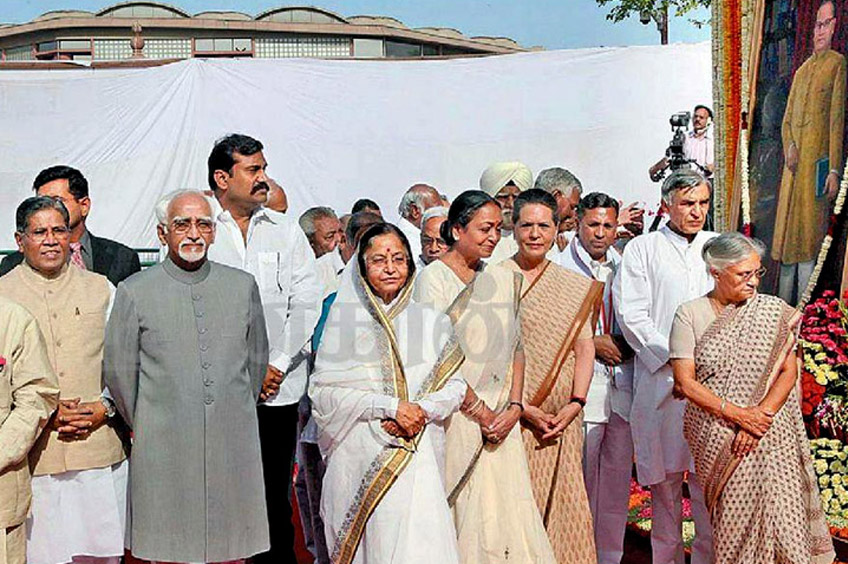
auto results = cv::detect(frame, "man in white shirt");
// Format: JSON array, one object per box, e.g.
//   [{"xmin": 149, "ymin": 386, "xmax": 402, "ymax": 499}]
[
  {"xmin": 205, "ymin": 134, "xmax": 322, "ymax": 564},
  {"xmin": 299, "ymin": 207, "xmax": 344, "ymax": 298},
  {"xmin": 558, "ymin": 192, "xmax": 635, "ymax": 564},
  {"xmin": 396, "ymin": 183, "xmax": 441, "ymax": 260},
  {"xmin": 417, "ymin": 206, "xmax": 449, "ymax": 270},
  {"xmin": 650, "ymin": 105, "xmax": 715, "ymax": 180},
  {"xmin": 683, "ymin": 105, "xmax": 715, "ymax": 176},
  {"xmin": 613, "ymin": 169, "xmax": 716, "ymax": 564},
  {"xmin": 534, "ymin": 166, "xmax": 583, "ymax": 255}
]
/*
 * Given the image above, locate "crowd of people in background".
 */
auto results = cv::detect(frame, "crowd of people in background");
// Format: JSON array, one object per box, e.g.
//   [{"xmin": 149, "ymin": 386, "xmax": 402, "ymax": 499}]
[{"xmin": 0, "ymin": 124, "xmax": 834, "ymax": 564}]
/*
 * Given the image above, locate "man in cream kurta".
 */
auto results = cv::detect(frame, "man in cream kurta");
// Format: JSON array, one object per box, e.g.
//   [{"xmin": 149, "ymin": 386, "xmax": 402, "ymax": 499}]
[
  {"xmin": 103, "ymin": 191, "xmax": 270, "ymax": 563},
  {"xmin": 0, "ymin": 197, "xmax": 127, "ymax": 564},
  {"xmin": 774, "ymin": 0, "xmax": 846, "ymax": 302},
  {"xmin": 557, "ymin": 193, "xmax": 634, "ymax": 564},
  {"xmin": 0, "ymin": 297, "xmax": 58, "ymax": 564},
  {"xmin": 479, "ymin": 161, "xmax": 534, "ymax": 264},
  {"xmin": 614, "ymin": 170, "xmax": 715, "ymax": 564}
]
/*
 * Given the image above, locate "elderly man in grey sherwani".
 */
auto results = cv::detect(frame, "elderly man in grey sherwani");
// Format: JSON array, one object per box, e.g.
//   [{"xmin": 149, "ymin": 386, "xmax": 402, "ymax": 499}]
[{"xmin": 103, "ymin": 190, "xmax": 269, "ymax": 564}]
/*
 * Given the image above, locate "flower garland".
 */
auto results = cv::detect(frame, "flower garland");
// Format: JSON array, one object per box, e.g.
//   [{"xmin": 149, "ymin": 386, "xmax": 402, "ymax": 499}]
[{"xmin": 739, "ymin": 0, "xmax": 752, "ymax": 234}]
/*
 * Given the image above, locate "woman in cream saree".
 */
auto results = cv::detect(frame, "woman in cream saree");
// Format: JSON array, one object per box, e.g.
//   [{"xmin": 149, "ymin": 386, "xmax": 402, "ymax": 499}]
[
  {"xmin": 310, "ymin": 223, "xmax": 467, "ymax": 564},
  {"xmin": 414, "ymin": 190, "xmax": 555, "ymax": 564},
  {"xmin": 670, "ymin": 233, "xmax": 834, "ymax": 564}
]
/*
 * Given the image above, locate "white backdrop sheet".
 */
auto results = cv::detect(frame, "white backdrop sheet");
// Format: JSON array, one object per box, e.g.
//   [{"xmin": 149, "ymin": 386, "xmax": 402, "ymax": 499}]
[{"xmin": 0, "ymin": 42, "xmax": 711, "ymax": 248}]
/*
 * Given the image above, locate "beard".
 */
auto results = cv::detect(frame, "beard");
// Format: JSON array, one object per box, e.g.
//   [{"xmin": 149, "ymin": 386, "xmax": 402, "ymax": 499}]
[{"xmin": 177, "ymin": 239, "xmax": 207, "ymax": 263}]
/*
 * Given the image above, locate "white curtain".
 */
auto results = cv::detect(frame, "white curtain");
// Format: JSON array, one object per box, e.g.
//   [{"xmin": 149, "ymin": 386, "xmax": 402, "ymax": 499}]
[{"xmin": 0, "ymin": 42, "xmax": 711, "ymax": 248}]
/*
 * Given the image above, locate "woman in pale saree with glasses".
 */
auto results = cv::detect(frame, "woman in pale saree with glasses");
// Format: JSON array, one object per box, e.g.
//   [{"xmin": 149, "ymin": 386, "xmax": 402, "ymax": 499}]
[
  {"xmin": 414, "ymin": 191, "xmax": 556, "ymax": 564},
  {"xmin": 670, "ymin": 232, "xmax": 834, "ymax": 564},
  {"xmin": 309, "ymin": 223, "xmax": 470, "ymax": 564}
]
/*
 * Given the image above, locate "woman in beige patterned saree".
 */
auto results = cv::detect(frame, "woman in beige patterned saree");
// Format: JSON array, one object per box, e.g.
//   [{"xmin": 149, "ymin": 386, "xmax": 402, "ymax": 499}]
[
  {"xmin": 415, "ymin": 190, "xmax": 556, "ymax": 564},
  {"xmin": 502, "ymin": 190, "xmax": 603, "ymax": 563},
  {"xmin": 670, "ymin": 232, "xmax": 834, "ymax": 564}
]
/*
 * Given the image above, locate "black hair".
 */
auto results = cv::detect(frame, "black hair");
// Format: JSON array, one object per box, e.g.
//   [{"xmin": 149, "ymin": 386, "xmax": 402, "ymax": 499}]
[
  {"xmin": 512, "ymin": 188, "xmax": 560, "ymax": 226},
  {"xmin": 352, "ymin": 198, "xmax": 381, "ymax": 214},
  {"xmin": 356, "ymin": 222, "xmax": 417, "ymax": 287},
  {"xmin": 346, "ymin": 211, "xmax": 383, "ymax": 246},
  {"xmin": 440, "ymin": 190, "xmax": 498, "ymax": 247},
  {"xmin": 693, "ymin": 104, "xmax": 713, "ymax": 119},
  {"xmin": 33, "ymin": 165, "xmax": 89, "ymax": 200},
  {"xmin": 576, "ymin": 192, "xmax": 620, "ymax": 219},
  {"xmin": 16, "ymin": 196, "xmax": 70, "ymax": 233},
  {"xmin": 207, "ymin": 133, "xmax": 264, "ymax": 191}
]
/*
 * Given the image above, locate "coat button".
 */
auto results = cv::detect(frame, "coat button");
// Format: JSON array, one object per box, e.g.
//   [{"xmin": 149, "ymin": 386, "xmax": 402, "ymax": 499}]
[
  {"xmin": 202, "ymin": 362, "xmax": 211, "ymax": 369},
  {"xmin": 204, "ymin": 379, "xmax": 213, "ymax": 386},
  {"xmin": 204, "ymin": 396, "xmax": 214, "ymax": 405},
  {"xmin": 192, "ymin": 295, "xmax": 201, "ymax": 301},
  {"xmin": 200, "ymin": 344, "xmax": 209, "ymax": 352},
  {"xmin": 55, "ymin": 340, "xmax": 62, "ymax": 348},
  {"xmin": 195, "ymin": 311, "xmax": 204, "ymax": 318},
  {"xmin": 199, "ymin": 328, "xmax": 207, "ymax": 334}
]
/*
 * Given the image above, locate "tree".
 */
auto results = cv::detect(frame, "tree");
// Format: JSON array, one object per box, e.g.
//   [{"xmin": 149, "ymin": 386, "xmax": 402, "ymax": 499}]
[{"xmin": 595, "ymin": 0, "xmax": 711, "ymax": 45}]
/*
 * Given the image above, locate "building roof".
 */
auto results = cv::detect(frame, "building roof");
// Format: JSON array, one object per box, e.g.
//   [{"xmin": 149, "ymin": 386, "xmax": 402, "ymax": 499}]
[{"xmin": 1, "ymin": 2, "xmax": 528, "ymax": 53}]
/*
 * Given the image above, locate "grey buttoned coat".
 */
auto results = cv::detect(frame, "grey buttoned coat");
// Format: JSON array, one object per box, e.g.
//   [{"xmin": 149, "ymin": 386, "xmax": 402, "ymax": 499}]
[{"xmin": 103, "ymin": 258, "xmax": 270, "ymax": 563}]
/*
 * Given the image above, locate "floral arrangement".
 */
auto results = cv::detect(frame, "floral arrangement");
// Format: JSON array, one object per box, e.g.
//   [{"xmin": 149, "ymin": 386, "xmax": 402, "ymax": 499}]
[
  {"xmin": 800, "ymin": 290, "xmax": 848, "ymax": 434},
  {"xmin": 810, "ymin": 438, "xmax": 848, "ymax": 541},
  {"xmin": 627, "ymin": 478, "xmax": 695, "ymax": 548}
]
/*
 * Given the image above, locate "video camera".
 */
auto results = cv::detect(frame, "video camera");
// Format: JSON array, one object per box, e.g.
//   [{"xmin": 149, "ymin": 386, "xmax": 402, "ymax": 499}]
[{"xmin": 650, "ymin": 111, "xmax": 699, "ymax": 182}]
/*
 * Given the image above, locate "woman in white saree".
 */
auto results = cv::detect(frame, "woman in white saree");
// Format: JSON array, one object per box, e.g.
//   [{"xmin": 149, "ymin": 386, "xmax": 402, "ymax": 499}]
[
  {"xmin": 309, "ymin": 223, "xmax": 469, "ymax": 564},
  {"xmin": 414, "ymin": 191, "xmax": 556, "ymax": 564}
]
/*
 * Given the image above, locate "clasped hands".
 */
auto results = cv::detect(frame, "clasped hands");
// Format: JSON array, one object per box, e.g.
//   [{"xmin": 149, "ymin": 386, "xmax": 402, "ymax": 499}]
[
  {"xmin": 52, "ymin": 397, "xmax": 107, "ymax": 441},
  {"xmin": 523, "ymin": 403, "xmax": 582, "ymax": 442},
  {"xmin": 381, "ymin": 401, "xmax": 427, "ymax": 439},
  {"xmin": 728, "ymin": 403, "xmax": 774, "ymax": 459}
]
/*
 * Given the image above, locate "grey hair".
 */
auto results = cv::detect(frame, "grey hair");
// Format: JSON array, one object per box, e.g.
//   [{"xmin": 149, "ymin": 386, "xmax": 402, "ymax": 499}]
[
  {"xmin": 397, "ymin": 184, "xmax": 437, "ymax": 219},
  {"xmin": 299, "ymin": 206, "xmax": 337, "ymax": 237},
  {"xmin": 155, "ymin": 190, "xmax": 213, "ymax": 229},
  {"xmin": 534, "ymin": 167, "xmax": 583, "ymax": 197},
  {"xmin": 15, "ymin": 196, "xmax": 70, "ymax": 233},
  {"xmin": 702, "ymin": 232, "xmax": 766, "ymax": 272},
  {"xmin": 421, "ymin": 206, "xmax": 448, "ymax": 225},
  {"xmin": 661, "ymin": 168, "xmax": 708, "ymax": 205}
]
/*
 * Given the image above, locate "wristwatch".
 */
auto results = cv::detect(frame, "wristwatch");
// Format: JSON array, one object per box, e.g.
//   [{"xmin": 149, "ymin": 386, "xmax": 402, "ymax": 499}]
[
  {"xmin": 100, "ymin": 396, "xmax": 116, "ymax": 419},
  {"xmin": 569, "ymin": 396, "xmax": 587, "ymax": 408}
]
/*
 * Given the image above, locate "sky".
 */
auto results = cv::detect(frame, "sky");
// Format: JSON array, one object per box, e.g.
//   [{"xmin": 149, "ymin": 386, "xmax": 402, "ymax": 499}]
[{"xmin": 3, "ymin": 0, "xmax": 711, "ymax": 49}]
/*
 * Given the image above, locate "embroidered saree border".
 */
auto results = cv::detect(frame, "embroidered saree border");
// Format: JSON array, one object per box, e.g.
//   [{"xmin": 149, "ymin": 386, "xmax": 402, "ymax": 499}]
[
  {"xmin": 447, "ymin": 271, "xmax": 522, "ymax": 507},
  {"xmin": 332, "ymin": 275, "xmax": 464, "ymax": 564}
]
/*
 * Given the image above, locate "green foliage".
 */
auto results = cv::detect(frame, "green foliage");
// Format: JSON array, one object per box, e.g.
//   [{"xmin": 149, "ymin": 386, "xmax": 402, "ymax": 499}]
[{"xmin": 596, "ymin": 0, "xmax": 711, "ymax": 27}]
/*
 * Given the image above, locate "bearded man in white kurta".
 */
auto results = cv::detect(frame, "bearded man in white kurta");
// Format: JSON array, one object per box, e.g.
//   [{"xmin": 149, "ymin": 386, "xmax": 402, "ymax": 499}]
[{"xmin": 613, "ymin": 169, "xmax": 716, "ymax": 564}]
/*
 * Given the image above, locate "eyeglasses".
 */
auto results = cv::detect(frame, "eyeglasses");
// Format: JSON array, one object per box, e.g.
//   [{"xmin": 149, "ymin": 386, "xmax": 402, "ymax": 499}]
[
  {"xmin": 170, "ymin": 218, "xmax": 215, "ymax": 235},
  {"xmin": 366, "ymin": 254, "xmax": 408, "ymax": 269},
  {"xmin": 23, "ymin": 226, "xmax": 70, "ymax": 242},
  {"xmin": 815, "ymin": 17, "xmax": 836, "ymax": 30},
  {"xmin": 421, "ymin": 236, "xmax": 448, "ymax": 248},
  {"xmin": 736, "ymin": 266, "xmax": 767, "ymax": 282}
]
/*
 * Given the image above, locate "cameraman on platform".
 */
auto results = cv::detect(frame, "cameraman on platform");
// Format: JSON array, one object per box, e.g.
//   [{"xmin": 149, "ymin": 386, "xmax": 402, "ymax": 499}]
[{"xmin": 649, "ymin": 105, "xmax": 715, "ymax": 179}]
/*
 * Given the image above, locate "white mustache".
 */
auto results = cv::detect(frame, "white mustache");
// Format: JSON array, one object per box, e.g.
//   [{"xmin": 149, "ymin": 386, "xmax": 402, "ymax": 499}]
[{"xmin": 177, "ymin": 239, "xmax": 207, "ymax": 262}]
